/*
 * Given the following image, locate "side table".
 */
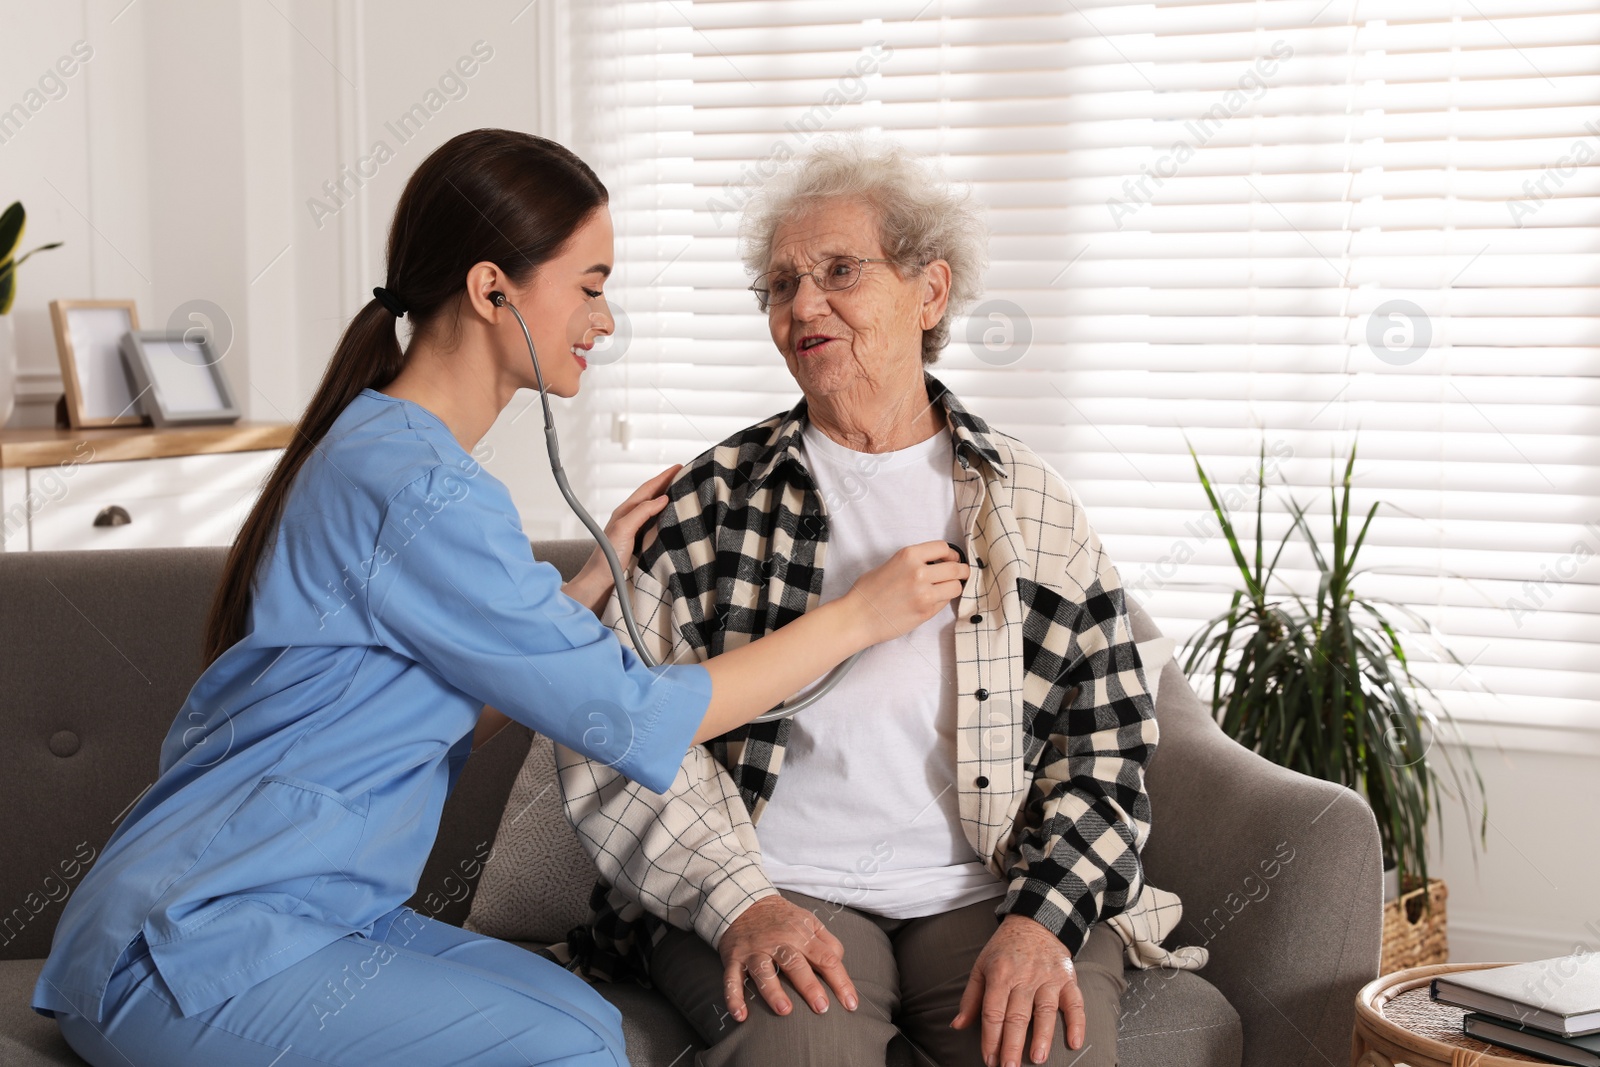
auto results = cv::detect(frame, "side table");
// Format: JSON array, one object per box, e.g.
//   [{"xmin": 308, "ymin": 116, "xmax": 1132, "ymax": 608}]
[{"xmin": 1353, "ymin": 962, "xmax": 1567, "ymax": 1066}]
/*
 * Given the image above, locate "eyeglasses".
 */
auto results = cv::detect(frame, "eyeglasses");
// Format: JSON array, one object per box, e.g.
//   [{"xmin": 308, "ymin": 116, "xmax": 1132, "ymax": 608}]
[{"xmin": 749, "ymin": 255, "xmax": 893, "ymax": 312}]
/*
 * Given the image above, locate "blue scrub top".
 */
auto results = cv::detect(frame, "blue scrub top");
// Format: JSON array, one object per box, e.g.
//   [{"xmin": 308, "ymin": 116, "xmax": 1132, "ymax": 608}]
[{"xmin": 32, "ymin": 388, "xmax": 712, "ymax": 1023}]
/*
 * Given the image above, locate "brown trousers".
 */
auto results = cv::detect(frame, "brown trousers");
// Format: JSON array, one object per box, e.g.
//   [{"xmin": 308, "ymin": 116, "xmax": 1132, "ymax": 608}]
[{"xmin": 650, "ymin": 889, "xmax": 1127, "ymax": 1067}]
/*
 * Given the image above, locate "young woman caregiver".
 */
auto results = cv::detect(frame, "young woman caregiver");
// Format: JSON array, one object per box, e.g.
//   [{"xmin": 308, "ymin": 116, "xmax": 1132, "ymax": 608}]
[{"xmin": 32, "ymin": 128, "xmax": 968, "ymax": 1067}]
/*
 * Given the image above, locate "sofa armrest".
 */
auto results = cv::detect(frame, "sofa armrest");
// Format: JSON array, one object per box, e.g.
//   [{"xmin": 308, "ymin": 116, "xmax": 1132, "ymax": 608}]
[{"xmin": 1131, "ymin": 606, "xmax": 1383, "ymax": 1067}]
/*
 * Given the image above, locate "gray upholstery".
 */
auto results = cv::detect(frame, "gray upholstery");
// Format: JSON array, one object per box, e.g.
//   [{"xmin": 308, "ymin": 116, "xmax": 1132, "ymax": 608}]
[
  {"xmin": 0, "ymin": 542, "xmax": 1381, "ymax": 1066},
  {"xmin": 0, "ymin": 961, "xmax": 76, "ymax": 1066},
  {"xmin": 1129, "ymin": 608, "xmax": 1386, "ymax": 1067}
]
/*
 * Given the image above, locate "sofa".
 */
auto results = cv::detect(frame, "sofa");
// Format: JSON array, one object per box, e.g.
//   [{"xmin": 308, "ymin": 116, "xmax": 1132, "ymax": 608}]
[{"xmin": 0, "ymin": 544, "xmax": 1383, "ymax": 1066}]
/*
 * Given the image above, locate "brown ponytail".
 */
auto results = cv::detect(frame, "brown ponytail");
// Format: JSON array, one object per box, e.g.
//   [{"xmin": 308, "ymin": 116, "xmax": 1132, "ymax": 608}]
[{"xmin": 202, "ymin": 129, "xmax": 607, "ymax": 666}]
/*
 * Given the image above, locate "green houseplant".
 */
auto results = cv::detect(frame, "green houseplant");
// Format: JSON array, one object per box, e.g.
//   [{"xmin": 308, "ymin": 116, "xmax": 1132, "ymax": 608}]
[
  {"xmin": 0, "ymin": 200, "xmax": 64, "ymax": 425},
  {"xmin": 0, "ymin": 201, "xmax": 62, "ymax": 315},
  {"xmin": 1180, "ymin": 441, "xmax": 1488, "ymax": 912}
]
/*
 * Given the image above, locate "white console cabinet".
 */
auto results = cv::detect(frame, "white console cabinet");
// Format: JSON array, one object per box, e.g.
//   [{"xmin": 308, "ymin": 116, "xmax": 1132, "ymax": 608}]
[{"xmin": 0, "ymin": 423, "xmax": 292, "ymax": 552}]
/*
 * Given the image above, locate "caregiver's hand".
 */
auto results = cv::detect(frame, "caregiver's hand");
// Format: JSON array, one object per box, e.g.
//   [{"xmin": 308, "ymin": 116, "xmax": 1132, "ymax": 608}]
[
  {"xmin": 562, "ymin": 464, "xmax": 681, "ymax": 615},
  {"xmin": 841, "ymin": 540, "xmax": 969, "ymax": 644}
]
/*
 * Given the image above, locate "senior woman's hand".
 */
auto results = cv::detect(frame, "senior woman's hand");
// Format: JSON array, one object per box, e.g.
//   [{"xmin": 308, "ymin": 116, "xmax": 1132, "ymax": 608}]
[
  {"xmin": 719, "ymin": 895, "xmax": 860, "ymax": 1022},
  {"xmin": 952, "ymin": 914, "xmax": 1085, "ymax": 1067}
]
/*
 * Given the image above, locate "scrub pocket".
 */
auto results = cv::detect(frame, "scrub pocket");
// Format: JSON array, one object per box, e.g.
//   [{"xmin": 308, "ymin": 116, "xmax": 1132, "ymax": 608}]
[{"xmin": 157, "ymin": 774, "xmax": 373, "ymax": 936}]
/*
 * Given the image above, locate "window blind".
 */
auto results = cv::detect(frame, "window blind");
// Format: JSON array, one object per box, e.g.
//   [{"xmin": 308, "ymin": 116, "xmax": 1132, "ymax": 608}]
[{"xmin": 565, "ymin": 0, "xmax": 1600, "ymax": 740}]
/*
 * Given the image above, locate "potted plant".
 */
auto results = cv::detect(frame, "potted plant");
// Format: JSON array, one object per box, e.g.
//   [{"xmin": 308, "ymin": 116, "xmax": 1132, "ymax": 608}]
[
  {"xmin": 0, "ymin": 200, "xmax": 64, "ymax": 425},
  {"xmin": 1180, "ymin": 441, "xmax": 1489, "ymax": 970}
]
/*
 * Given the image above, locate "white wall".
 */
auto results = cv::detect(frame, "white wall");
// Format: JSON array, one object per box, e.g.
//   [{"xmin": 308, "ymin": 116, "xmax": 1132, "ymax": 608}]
[
  {"xmin": 1, "ymin": 3, "xmax": 139, "ymax": 415},
  {"xmin": 2, "ymin": 0, "xmax": 1594, "ymax": 969},
  {"xmin": 1429, "ymin": 737, "xmax": 1600, "ymax": 964}
]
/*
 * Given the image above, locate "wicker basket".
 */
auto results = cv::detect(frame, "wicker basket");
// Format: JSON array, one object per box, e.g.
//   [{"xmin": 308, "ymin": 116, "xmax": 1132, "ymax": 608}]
[{"xmin": 1380, "ymin": 875, "xmax": 1449, "ymax": 975}]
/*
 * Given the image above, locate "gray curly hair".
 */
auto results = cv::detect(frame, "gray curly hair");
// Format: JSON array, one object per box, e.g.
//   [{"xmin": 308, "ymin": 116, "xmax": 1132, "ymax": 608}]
[{"xmin": 738, "ymin": 135, "xmax": 989, "ymax": 364}]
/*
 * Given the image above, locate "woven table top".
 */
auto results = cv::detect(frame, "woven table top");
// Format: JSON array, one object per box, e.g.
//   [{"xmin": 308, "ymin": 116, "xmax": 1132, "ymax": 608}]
[{"xmin": 1380, "ymin": 986, "xmax": 1561, "ymax": 1063}]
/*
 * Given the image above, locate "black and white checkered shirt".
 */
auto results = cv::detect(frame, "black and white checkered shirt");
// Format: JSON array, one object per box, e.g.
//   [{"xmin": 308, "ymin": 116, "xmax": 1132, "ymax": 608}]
[{"xmin": 555, "ymin": 373, "xmax": 1163, "ymax": 983}]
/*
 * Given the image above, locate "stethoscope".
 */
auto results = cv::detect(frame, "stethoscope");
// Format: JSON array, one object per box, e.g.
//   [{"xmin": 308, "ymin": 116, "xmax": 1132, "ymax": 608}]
[{"xmin": 491, "ymin": 290, "xmax": 981, "ymax": 722}]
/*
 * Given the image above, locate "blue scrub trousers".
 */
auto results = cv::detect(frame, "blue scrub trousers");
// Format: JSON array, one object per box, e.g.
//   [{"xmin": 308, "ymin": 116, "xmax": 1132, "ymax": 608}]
[{"xmin": 54, "ymin": 906, "xmax": 628, "ymax": 1066}]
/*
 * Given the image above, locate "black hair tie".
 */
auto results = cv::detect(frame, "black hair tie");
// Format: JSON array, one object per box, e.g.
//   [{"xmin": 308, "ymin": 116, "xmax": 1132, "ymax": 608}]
[{"xmin": 372, "ymin": 286, "xmax": 409, "ymax": 317}]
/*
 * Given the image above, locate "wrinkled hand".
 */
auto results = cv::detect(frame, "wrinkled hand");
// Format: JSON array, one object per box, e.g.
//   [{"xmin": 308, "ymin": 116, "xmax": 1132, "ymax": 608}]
[
  {"xmin": 718, "ymin": 895, "xmax": 859, "ymax": 1023},
  {"xmin": 564, "ymin": 464, "xmax": 680, "ymax": 614},
  {"xmin": 952, "ymin": 915, "xmax": 1085, "ymax": 1067}
]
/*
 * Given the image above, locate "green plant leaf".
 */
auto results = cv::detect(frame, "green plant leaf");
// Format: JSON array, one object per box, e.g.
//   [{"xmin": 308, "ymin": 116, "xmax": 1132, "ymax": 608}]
[
  {"xmin": 0, "ymin": 202, "xmax": 24, "ymax": 264},
  {"xmin": 1253, "ymin": 441, "xmax": 1267, "ymax": 589},
  {"xmin": 0, "ymin": 239, "xmax": 64, "ymax": 315},
  {"xmin": 1188, "ymin": 444, "xmax": 1266, "ymax": 604}
]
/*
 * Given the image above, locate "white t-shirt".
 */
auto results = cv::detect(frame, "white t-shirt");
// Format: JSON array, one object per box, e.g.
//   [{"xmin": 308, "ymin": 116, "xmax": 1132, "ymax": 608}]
[{"xmin": 753, "ymin": 421, "xmax": 1008, "ymax": 919}]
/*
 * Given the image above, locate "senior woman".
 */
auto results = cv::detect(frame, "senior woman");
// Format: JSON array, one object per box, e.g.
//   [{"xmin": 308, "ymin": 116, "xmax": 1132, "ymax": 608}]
[{"xmin": 555, "ymin": 138, "xmax": 1167, "ymax": 1067}]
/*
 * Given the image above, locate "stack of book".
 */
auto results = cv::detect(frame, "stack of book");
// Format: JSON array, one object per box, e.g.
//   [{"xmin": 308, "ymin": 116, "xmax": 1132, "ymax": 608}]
[{"xmin": 1430, "ymin": 954, "xmax": 1600, "ymax": 1066}]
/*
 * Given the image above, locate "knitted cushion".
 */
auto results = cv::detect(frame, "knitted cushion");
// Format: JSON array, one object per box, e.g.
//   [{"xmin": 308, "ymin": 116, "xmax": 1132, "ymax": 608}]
[{"xmin": 464, "ymin": 732, "xmax": 596, "ymax": 944}]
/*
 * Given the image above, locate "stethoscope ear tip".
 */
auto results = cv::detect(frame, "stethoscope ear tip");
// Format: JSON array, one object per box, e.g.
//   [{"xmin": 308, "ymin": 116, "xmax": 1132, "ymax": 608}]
[{"xmin": 489, "ymin": 290, "xmax": 507, "ymax": 308}]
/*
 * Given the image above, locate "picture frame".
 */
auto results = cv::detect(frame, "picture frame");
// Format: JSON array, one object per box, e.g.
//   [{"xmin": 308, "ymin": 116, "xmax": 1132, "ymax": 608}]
[
  {"xmin": 49, "ymin": 298, "xmax": 145, "ymax": 428},
  {"xmin": 118, "ymin": 330, "xmax": 241, "ymax": 427}
]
